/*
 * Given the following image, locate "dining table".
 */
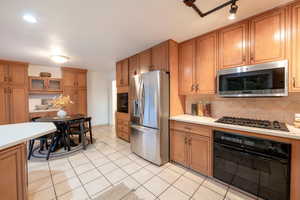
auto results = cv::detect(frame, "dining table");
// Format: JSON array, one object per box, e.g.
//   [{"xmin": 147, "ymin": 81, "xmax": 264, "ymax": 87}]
[{"xmin": 34, "ymin": 114, "xmax": 86, "ymax": 154}]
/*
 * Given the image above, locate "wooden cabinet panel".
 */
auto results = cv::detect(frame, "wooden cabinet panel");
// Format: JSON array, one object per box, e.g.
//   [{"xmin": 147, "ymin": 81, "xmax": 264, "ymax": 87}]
[
  {"xmin": 0, "ymin": 63, "xmax": 8, "ymax": 84},
  {"xmin": 63, "ymin": 71, "xmax": 77, "ymax": 87},
  {"xmin": 78, "ymin": 89, "xmax": 87, "ymax": 115},
  {"xmin": 116, "ymin": 112, "xmax": 130, "ymax": 142},
  {"xmin": 63, "ymin": 87, "xmax": 78, "ymax": 115},
  {"xmin": 77, "ymin": 72, "xmax": 87, "ymax": 89},
  {"xmin": 122, "ymin": 59, "xmax": 129, "ymax": 86},
  {"xmin": 250, "ymin": 8, "xmax": 286, "ymax": 64},
  {"xmin": 291, "ymin": 3, "xmax": 300, "ymax": 91},
  {"xmin": 116, "ymin": 61, "xmax": 123, "ymax": 87},
  {"xmin": 139, "ymin": 49, "xmax": 152, "ymax": 74},
  {"xmin": 10, "ymin": 87, "xmax": 28, "ymax": 124},
  {"xmin": 188, "ymin": 134, "xmax": 211, "ymax": 176},
  {"xmin": 179, "ymin": 40, "xmax": 196, "ymax": 95},
  {"xmin": 9, "ymin": 63, "xmax": 27, "ymax": 86},
  {"xmin": 129, "ymin": 55, "xmax": 140, "ymax": 83},
  {"xmin": 152, "ymin": 41, "xmax": 169, "ymax": 72},
  {"xmin": 0, "ymin": 143, "xmax": 27, "ymax": 200},
  {"xmin": 195, "ymin": 33, "xmax": 217, "ymax": 94},
  {"xmin": 219, "ymin": 22, "xmax": 248, "ymax": 69},
  {"xmin": 0, "ymin": 87, "xmax": 9, "ymax": 125},
  {"xmin": 170, "ymin": 130, "xmax": 187, "ymax": 166}
]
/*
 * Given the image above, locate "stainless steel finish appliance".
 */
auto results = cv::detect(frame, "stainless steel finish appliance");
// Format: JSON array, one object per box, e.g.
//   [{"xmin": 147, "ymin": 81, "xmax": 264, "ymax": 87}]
[
  {"xmin": 130, "ymin": 71, "xmax": 169, "ymax": 166},
  {"xmin": 217, "ymin": 60, "xmax": 288, "ymax": 97}
]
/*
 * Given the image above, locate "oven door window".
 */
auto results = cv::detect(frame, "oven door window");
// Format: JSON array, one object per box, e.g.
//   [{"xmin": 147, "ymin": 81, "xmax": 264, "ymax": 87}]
[
  {"xmin": 219, "ymin": 68, "xmax": 285, "ymax": 95},
  {"xmin": 214, "ymin": 143, "xmax": 290, "ymax": 200}
]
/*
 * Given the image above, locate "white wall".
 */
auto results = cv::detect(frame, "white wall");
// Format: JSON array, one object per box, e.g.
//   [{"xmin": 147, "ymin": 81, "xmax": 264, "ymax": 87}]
[
  {"xmin": 87, "ymin": 71, "xmax": 112, "ymax": 126},
  {"xmin": 28, "ymin": 64, "xmax": 61, "ymax": 78}
]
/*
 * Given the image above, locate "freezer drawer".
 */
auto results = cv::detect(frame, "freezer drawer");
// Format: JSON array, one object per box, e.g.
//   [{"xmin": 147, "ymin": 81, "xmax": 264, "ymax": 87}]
[{"xmin": 131, "ymin": 125, "xmax": 168, "ymax": 166}]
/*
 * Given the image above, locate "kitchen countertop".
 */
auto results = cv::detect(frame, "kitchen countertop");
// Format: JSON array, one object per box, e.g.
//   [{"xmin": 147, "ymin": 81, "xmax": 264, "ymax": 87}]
[
  {"xmin": 29, "ymin": 109, "xmax": 59, "ymax": 113},
  {"xmin": 170, "ymin": 115, "xmax": 300, "ymax": 140},
  {"xmin": 0, "ymin": 122, "xmax": 57, "ymax": 150}
]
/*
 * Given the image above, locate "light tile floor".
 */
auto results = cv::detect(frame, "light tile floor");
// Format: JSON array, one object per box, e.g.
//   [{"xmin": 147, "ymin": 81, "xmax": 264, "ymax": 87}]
[{"xmin": 28, "ymin": 125, "xmax": 261, "ymax": 200}]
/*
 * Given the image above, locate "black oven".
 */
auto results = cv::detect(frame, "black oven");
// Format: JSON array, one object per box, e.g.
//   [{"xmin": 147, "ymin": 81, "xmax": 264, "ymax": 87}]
[
  {"xmin": 213, "ymin": 130, "xmax": 291, "ymax": 200},
  {"xmin": 217, "ymin": 60, "xmax": 288, "ymax": 97},
  {"xmin": 117, "ymin": 93, "xmax": 128, "ymax": 113}
]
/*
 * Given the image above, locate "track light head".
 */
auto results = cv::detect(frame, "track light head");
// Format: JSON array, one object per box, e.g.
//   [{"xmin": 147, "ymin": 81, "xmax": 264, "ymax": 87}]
[
  {"xmin": 229, "ymin": 1, "xmax": 238, "ymax": 20},
  {"xmin": 183, "ymin": 0, "xmax": 196, "ymax": 7}
]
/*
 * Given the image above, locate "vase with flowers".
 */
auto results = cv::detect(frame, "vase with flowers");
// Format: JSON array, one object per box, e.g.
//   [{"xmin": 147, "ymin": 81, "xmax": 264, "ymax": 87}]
[{"xmin": 52, "ymin": 95, "xmax": 73, "ymax": 118}]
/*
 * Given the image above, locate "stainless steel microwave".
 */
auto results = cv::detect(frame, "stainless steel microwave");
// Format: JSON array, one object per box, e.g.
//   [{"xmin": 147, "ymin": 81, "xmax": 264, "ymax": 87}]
[{"xmin": 217, "ymin": 60, "xmax": 288, "ymax": 97}]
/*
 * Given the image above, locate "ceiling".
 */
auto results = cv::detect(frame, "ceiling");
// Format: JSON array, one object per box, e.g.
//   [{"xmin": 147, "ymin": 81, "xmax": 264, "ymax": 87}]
[{"xmin": 0, "ymin": 0, "xmax": 293, "ymax": 72}]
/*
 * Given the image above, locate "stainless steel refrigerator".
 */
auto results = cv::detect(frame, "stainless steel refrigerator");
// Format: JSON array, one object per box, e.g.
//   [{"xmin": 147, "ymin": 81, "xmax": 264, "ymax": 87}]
[{"xmin": 130, "ymin": 70, "xmax": 169, "ymax": 166}]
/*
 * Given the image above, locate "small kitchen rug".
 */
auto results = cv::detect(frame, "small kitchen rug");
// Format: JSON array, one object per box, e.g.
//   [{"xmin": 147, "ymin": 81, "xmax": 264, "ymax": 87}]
[{"xmin": 93, "ymin": 183, "xmax": 141, "ymax": 200}]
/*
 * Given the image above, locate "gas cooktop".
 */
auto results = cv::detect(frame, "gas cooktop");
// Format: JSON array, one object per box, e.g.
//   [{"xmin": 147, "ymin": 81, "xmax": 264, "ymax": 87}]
[{"xmin": 215, "ymin": 116, "xmax": 289, "ymax": 132}]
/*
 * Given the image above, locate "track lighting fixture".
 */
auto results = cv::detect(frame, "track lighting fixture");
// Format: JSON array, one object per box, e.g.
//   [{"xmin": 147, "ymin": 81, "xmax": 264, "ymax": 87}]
[{"xmin": 183, "ymin": 0, "xmax": 239, "ymax": 20}]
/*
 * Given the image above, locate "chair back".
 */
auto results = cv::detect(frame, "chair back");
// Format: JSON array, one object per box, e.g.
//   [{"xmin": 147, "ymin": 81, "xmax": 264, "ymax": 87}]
[{"xmin": 31, "ymin": 117, "xmax": 41, "ymax": 122}]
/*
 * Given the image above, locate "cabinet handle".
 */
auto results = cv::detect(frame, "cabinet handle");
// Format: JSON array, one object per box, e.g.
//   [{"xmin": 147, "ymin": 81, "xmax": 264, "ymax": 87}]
[
  {"xmin": 242, "ymin": 55, "xmax": 246, "ymax": 62},
  {"xmin": 195, "ymin": 84, "xmax": 199, "ymax": 92},
  {"xmin": 8, "ymin": 77, "xmax": 12, "ymax": 82},
  {"xmin": 191, "ymin": 84, "xmax": 194, "ymax": 91},
  {"xmin": 293, "ymin": 77, "xmax": 296, "ymax": 88},
  {"xmin": 4, "ymin": 77, "xmax": 8, "ymax": 82},
  {"xmin": 184, "ymin": 137, "xmax": 188, "ymax": 144},
  {"xmin": 250, "ymin": 54, "xmax": 254, "ymax": 61}
]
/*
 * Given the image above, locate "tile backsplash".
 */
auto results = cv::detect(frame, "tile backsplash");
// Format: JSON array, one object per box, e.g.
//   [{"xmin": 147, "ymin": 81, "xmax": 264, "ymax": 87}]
[{"xmin": 185, "ymin": 93, "xmax": 300, "ymax": 124}]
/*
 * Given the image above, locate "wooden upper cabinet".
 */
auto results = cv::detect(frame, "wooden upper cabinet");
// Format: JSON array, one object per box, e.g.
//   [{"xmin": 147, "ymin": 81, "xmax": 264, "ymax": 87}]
[
  {"xmin": 9, "ymin": 64, "xmax": 28, "ymax": 86},
  {"xmin": 129, "ymin": 55, "xmax": 139, "ymax": 83},
  {"xmin": 116, "ymin": 59, "xmax": 129, "ymax": 88},
  {"xmin": 0, "ymin": 63, "xmax": 8, "ymax": 84},
  {"xmin": 250, "ymin": 8, "xmax": 286, "ymax": 64},
  {"xmin": 291, "ymin": 3, "xmax": 300, "ymax": 92},
  {"xmin": 170, "ymin": 130, "xmax": 187, "ymax": 166},
  {"xmin": 10, "ymin": 86, "xmax": 28, "ymax": 124},
  {"xmin": 188, "ymin": 134, "xmax": 211, "ymax": 176},
  {"xmin": 139, "ymin": 49, "xmax": 152, "ymax": 74},
  {"xmin": 152, "ymin": 41, "xmax": 169, "ymax": 72},
  {"xmin": 77, "ymin": 72, "xmax": 87, "ymax": 89},
  {"xmin": 0, "ymin": 86, "xmax": 9, "ymax": 125},
  {"xmin": 195, "ymin": 32, "xmax": 217, "ymax": 94},
  {"xmin": 219, "ymin": 22, "xmax": 248, "ymax": 69},
  {"xmin": 179, "ymin": 39, "xmax": 196, "ymax": 95},
  {"xmin": 63, "ymin": 70, "xmax": 77, "ymax": 88}
]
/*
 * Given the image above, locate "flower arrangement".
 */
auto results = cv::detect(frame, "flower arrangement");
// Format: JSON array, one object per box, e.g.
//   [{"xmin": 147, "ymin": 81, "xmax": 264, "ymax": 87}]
[{"xmin": 52, "ymin": 95, "xmax": 73, "ymax": 109}]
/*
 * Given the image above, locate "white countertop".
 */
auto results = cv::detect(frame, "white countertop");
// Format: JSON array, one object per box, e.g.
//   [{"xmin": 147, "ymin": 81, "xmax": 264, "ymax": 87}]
[
  {"xmin": 170, "ymin": 115, "xmax": 300, "ymax": 140},
  {"xmin": 0, "ymin": 122, "xmax": 57, "ymax": 150},
  {"xmin": 29, "ymin": 109, "xmax": 59, "ymax": 113}
]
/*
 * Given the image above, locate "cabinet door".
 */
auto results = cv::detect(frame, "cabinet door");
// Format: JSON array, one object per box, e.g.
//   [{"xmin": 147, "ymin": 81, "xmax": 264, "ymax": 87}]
[
  {"xmin": 152, "ymin": 41, "xmax": 169, "ymax": 72},
  {"xmin": 0, "ymin": 87, "xmax": 10, "ymax": 125},
  {"xmin": 188, "ymin": 134, "xmax": 211, "ymax": 176},
  {"xmin": 116, "ymin": 61, "xmax": 123, "ymax": 87},
  {"xmin": 29, "ymin": 77, "xmax": 47, "ymax": 91},
  {"xmin": 10, "ymin": 87, "xmax": 28, "ymax": 123},
  {"xmin": 219, "ymin": 22, "xmax": 248, "ymax": 69},
  {"xmin": 77, "ymin": 72, "xmax": 87, "ymax": 89},
  {"xmin": 179, "ymin": 39, "xmax": 196, "ymax": 95},
  {"xmin": 195, "ymin": 33, "xmax": 217, "ymax": 94},
  {"xmin": 63, "ymin": 71, "xmax": 77, "ymax": 88},
  {"xmin": 78, "ymin": 89, "xmax": 87, "ymax": 115},
  {"xmin": 170, "ymin": 130, "xmax": 187, "ymax": 166},
  {"xmin": 139, "ymin": 49, "xmax": 152, "ymax": 74},
  {"xmin": 64, "ymin": 87, "xmax": 78, "ymax": 115},
  {"xmin": 250, "ymin": 8, "xmax": 286, "ymax": 64},
  {"xmin": 291, "ymin": 3, "xmax": 300, "ymax": 91},
  {"xmin": 129, "ymin": 55, "xmax": 140, "ymax": 83},
  {"xmin": 47, "ymin": 78, "xmax": 63, "ymax": 92},
  {"xmin": 9, "ymin": 64, "xmax": 27, "ymax": 86},
  {"xmin": 0, "ymin": 144, "xmax": 27, "ymax": 200},
  {"xmin": 122, "ymin": 59, "xmax": 129, "ymax": 86},
  {"xmin": 0, "ymin": 63, "xmax": 9, "ymax": 84}
]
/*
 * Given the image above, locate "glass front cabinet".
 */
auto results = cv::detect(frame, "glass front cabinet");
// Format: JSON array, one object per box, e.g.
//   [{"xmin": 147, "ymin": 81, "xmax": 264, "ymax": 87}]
[{"xmin": 29, "ymin": 77, "xmax": 62, "ymax": 93}]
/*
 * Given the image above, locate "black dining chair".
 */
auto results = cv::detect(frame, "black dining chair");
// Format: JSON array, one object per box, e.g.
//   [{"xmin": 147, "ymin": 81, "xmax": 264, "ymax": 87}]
[
  {"xmin": 28, "ymin": 117, "xmax": 59, "ymax": 160},
  {"xmin": 67, "ymin": 117, "xmax": 93, "ymax": 149}
]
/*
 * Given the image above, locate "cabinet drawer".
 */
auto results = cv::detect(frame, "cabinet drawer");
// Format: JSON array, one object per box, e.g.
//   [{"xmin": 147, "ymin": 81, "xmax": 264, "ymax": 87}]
[
  {"xmin": 170, "ymin": 121, "xmax": 211, "ymax": 138},
  {"xmin": 118, "ymin": 125, "xmax": 129, "ymax": 133}
]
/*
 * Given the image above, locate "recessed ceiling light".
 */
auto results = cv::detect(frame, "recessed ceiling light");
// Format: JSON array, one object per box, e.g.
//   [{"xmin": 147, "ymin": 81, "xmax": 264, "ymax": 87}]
[
  {"xmin": 23, "ymin": 14, "xmax": 37, "ymax": 23},
  {"xmin": 51, "ymin": 55, "xmax": 69, "ymax": 64}
]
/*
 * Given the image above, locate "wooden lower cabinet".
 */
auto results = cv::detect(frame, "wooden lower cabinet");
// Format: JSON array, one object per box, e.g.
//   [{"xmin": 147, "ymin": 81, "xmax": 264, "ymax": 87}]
[
  {"xmin": 0, "ymin": 143, "xmax": 27, "ymax": 200},
  {"xmin": 10, "ymin": 86, "xmax": 28, "ymax": 124},
  {"xmin": 170, "ymin": 121, "xmax": 212, "ymax": 176},
  {"xmin": 116, "ymin": 112, "xmax": 130, "ymax": 142}
]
